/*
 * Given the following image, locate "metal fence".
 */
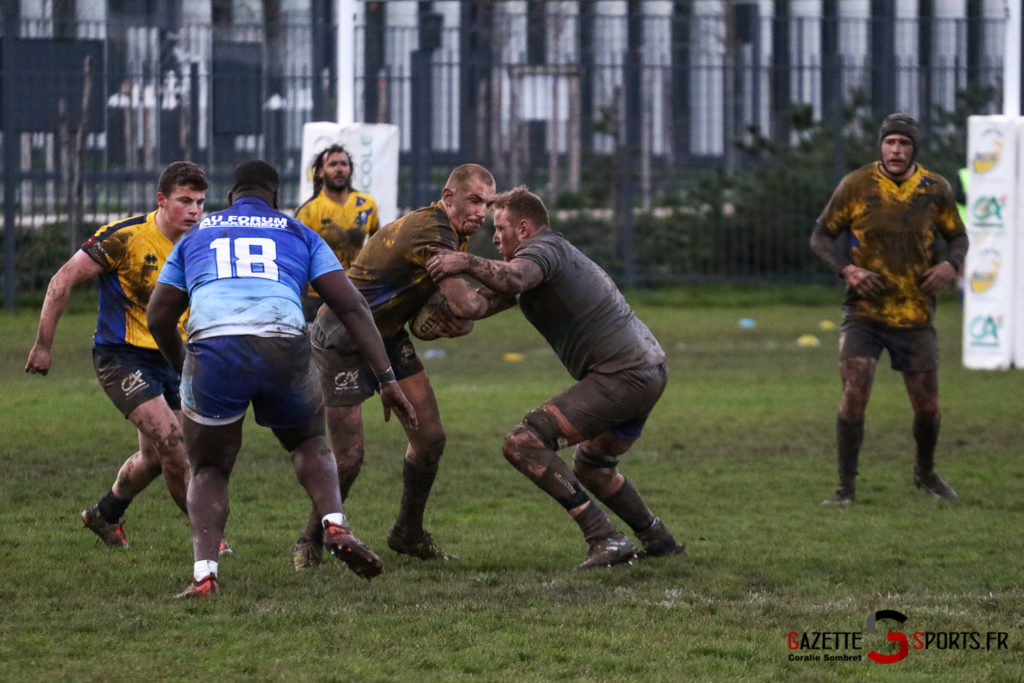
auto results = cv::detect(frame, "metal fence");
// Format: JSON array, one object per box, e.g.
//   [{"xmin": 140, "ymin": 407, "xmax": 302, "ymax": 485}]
[{"xmin": 0, "ymin": 2, "xmax": 1009, "ymax": 301}]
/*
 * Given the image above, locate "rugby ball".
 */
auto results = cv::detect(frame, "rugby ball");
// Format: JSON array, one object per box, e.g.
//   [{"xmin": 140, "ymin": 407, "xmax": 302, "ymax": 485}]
[{"xmin": 409, "ymin": 291, "xmax": 474, "ymax": 340}]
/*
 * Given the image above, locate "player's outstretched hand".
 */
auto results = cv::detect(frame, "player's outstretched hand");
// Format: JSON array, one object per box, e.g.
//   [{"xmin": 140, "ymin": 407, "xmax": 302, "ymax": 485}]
[
  {"xmin": 378, "ymin": 381, "xmax": 418, "ymax": 430},
  {"xmin": 25, "ymin": 346, "xmax": 53, "ymax": 375},
  {"xmin": 426, "ymin": 246, "xmax": 469, "ymax": 282}
]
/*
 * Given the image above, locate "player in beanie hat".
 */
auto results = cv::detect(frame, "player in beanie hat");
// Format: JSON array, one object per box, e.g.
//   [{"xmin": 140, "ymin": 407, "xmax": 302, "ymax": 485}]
[
  {"xmin": 810, "ymin": 111, "xmax": 967, "ymax": 506},
  {"xmin": 878, "ymin": 112, "xmax": 919, "ymax": 173}
]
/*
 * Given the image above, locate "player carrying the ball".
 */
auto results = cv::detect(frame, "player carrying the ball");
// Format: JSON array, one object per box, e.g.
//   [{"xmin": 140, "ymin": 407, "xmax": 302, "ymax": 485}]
[
  {"xmin": 426, "ymin": 186, "xmax": 684, "ymax": 569},
  {"xmin": 294, "ymin": 163, "xmax": 496, "ymax": 568}
]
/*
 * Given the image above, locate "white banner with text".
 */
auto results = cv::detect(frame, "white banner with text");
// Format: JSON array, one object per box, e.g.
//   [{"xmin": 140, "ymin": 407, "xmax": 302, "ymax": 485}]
[
  {"xmin": 962, "ymin": 115, "xmax": 1021, "ymax": 369},
  {"xmin": 299, "ymin": 121, "xmax": 401, "ymax": 227}
]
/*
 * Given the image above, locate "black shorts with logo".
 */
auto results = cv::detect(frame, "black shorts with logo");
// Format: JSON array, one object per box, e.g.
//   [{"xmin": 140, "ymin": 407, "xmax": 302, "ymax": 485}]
[
  {"xmin": 839, "ymin": 318, "xmax": 939, "ymax": 373},
  {"xmin": 311, "ymin": 328, "xmax": 424, "ymax": 407},
  {"xmin": 92, "ymin": 344, "xmax": 181, "ymax": 417}
]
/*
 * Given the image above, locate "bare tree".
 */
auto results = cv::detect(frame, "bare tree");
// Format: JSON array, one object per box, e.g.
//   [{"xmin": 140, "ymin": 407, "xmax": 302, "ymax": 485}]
[{"xmin": 58, "ymin": 54, "xmax": 96, "ymax": 256}]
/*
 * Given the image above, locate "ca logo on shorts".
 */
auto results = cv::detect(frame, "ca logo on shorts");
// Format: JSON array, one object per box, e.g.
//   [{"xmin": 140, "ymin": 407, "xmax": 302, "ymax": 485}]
[
  {"xmin": 333, "ymin": 370, "xmax": 360, "ymax": 393},
  {"xmin": 121, "ymin": 370, "xmax": 149, "ymax": 398}
]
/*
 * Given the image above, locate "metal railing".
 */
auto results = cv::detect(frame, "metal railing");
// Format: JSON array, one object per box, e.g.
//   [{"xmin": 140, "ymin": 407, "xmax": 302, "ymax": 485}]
[{"xmin": 1, "ymin": 4, "xmax": 1008, "ymax": 302}]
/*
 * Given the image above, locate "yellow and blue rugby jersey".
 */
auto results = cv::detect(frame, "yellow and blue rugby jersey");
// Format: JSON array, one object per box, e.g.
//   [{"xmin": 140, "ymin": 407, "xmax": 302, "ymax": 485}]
[
  {"xmin": 82, "ymin": 211, "xmax": 187, "ymax": 349},
  {"xmin": 816, "ymin": 162, "xmax": 967, "ymax": 328},
  {"xmin": 295, "ymin": 189, "xmax": 380, "ymax": 272},
  {"xmin": 315, "ymin": 202, "xmax": 466, "ymax": 344}
]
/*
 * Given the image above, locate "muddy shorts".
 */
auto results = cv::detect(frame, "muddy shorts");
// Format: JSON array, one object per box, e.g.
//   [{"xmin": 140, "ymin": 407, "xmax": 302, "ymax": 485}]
[
  {"xmin": 311, "ymin": 327, "xmax": 424, "ymax": 407},
  {"xmin": 839, "ymin": 318, "xmax": 938, "ymax": 373},
  {"xmin": 548, "ymin": 363, "xmax": 668, "ymax": 442},
  {"xmin": 181, "ymin": 334, "xmax": 322, "ymax": 429},
  {"xmin": 93, "ymin": 344, "xmax": 181, "ymax": 417}
]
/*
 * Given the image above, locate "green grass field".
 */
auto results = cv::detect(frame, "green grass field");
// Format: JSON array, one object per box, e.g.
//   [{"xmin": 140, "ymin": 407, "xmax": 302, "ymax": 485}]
[{"xmin": 1, "ymin": 286, "xmax": 1022, "ymax": 681}]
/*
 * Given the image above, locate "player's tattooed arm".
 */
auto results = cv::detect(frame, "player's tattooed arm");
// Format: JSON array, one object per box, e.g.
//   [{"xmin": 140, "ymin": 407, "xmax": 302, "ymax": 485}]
[
  {"xmin": 477, "ymin": 286, "xmax": 518, "ymax": 317},
  {"xmin": 427, "ymin": 248, "xmax": 542, "ymax": 296},
  {"xmin": 466, "ymin": 255, "xmax": 542, "ymax": 296}
]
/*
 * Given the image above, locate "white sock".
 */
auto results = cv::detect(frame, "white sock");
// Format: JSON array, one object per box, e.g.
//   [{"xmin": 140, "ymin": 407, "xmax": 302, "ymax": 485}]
[
  {"xmin": 322, "ymin": 512, "xmax": 347, "ymax": 528},
  {"xmin": 194, "ymin": 560, "xmax": 218, "ymax": 582}
]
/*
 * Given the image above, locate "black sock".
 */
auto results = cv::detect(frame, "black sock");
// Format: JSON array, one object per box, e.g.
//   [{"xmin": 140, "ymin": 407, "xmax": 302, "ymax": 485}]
[
  {"xmin": 836, "ymin": 415, "xmax": 864, "ymax": 480},
  {"xmin": 395, "ymin": 460, "xmax": 439, "ymax": 534},
  {"xmin": 97, "ymin": 488, "xmax": 130, "ymax": 524},
  {"xmin": 573, "ymin": 501, "xmax": 616, "ymax": 543},
  {"xmin": 913, "ymin": 414, "xmax": 940, "ymax": 473},
  {"xmin": 601, "ymin": 480, "xmax": 656, "ymax": 534}
]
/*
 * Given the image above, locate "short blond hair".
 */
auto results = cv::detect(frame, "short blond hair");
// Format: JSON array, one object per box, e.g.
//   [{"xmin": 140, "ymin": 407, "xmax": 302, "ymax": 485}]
[
  {"xmin": 443, "ymin": 163, "xmax": 495, "ymax": 193},
  {"xmin": 493, "ymin": 185, "xmax": 548, "ymax": 229}
]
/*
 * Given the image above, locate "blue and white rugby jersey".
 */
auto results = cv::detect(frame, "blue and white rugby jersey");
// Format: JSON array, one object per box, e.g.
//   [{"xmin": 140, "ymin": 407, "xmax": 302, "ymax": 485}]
[{"xmin": 159, "ymin": 197, "xmax": 342, "ymax": 340}]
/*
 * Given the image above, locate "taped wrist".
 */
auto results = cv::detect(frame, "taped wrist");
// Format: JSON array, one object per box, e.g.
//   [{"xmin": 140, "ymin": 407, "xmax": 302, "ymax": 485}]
[{"xmin": 374, "ymin": 366, "xmax": 396, "ymax": 384}]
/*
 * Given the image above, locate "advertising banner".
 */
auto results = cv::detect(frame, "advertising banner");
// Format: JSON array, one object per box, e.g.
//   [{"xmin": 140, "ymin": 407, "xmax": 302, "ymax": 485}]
[
  {"xmin": 299, "ymin": 121, "xmax": 401, "ymax": 226},
  {"xmin": 1015, "ymin": 119, "xmax": 1024, "ymax": 366},
  {"xmin": 962, "ymin": 116, "xmax": 1018, "ymax": 369}
]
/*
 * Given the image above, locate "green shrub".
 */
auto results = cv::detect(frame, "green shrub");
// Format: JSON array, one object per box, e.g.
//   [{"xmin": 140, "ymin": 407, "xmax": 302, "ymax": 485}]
[{"xmin": 14, "ymin": 222, "xmax": 99, "ymax": 294}]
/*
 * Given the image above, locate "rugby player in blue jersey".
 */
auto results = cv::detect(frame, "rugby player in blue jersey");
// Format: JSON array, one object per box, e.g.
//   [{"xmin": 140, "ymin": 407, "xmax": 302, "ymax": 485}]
[{"xmin": 148, "ymin": 160, "xmax": 416, "ymax": 598}]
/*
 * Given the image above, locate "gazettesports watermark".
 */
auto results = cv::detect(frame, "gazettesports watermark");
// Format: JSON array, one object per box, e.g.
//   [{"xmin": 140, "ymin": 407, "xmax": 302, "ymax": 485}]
[{"xmin": 787, "ymin": 609, "xmax": 1009, "ymax": 665}]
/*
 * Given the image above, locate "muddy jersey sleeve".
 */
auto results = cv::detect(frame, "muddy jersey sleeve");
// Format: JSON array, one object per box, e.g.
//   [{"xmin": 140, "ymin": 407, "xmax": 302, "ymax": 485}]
[
  {"xmin": 318, "ymin": 203, "xmax": 458, "ymax": 343},
  {"xmin": 815, "ymin": 168, "xmax": 865, "ymax": 238},
  {"xmin": 82, "ymin": 213, "xmax": 150, "ymax": 272},
  {"xmin": 933, "ymin": 175, "xmax": 969, "ymax": 270}
]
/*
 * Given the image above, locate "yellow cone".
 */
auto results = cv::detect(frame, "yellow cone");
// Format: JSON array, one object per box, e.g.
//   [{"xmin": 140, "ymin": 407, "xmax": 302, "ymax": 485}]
[
  {"xmin": 503, "ymin": 352, "xmax": 525, "ymax": 362},
  {"xmin": 797, "ymin": 334, "xmax": 821, "ymax": 348}
]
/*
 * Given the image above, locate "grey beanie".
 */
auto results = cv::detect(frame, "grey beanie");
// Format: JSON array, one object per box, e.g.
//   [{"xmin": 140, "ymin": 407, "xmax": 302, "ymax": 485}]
[{"xmin": 878, "ymin": 113, "xmax": 919, "ymax": 147}]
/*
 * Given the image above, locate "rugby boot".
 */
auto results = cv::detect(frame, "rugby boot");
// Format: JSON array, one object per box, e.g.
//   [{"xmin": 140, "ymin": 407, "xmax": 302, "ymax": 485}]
[
  {"xmin": 387, "ymin": 526, "xmax": 457, "ymax": 561},
  {"xmin": 291, "ymin": 534, "xmax": 324, "ymax": 571},
  {"xmin": 81, "ymin": 505, "xmax": 129, "ymax": 548},
  {"xmin": 218, "ymin": 539, "xmax": 233, "ymax": 556},
  {"xmin": 578, "ymin": 532, "xmax": 637, "ymax": 570},
  {"xmin": 636, "ymin": 517, "xmax": 687, "ymax": 558},
  {"xmin": 176, "ymin": 573, "xmax": 218, "ymax": 599},
  {"xmin": 323, "ymin": 522, "xmax": 383, "ymax": 580},
  {"xmin": 914, "ymin": 468, "xmax": 958, "ymax": 501},
  {"xmin": 821, "ymin": 476, "xmax": 855, "ymax": 506}
]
